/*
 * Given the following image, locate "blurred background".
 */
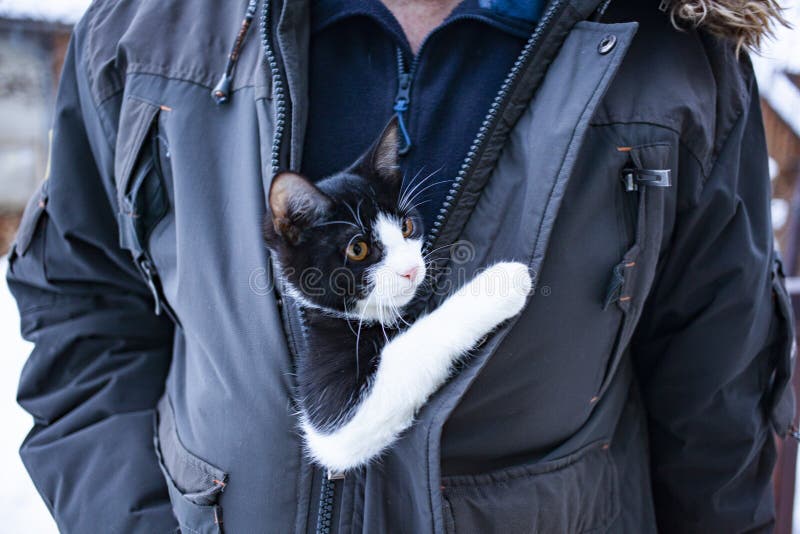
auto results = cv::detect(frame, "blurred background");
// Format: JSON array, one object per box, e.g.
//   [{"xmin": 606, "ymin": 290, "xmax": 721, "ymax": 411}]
[{"xmin": 0, "ymin": 0, "xmax": 799, "ymax": 532}]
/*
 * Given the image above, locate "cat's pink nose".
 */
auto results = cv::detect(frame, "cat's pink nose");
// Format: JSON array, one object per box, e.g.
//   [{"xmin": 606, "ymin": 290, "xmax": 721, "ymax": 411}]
[{"xmin": 398, "ymin": 266, "xmax": 419, "ymax": 281}]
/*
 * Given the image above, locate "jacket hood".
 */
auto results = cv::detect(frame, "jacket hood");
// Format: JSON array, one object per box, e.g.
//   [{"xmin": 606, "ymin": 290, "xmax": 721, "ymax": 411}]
[{"xmin": 666, "ymin": 0, "xmax": 790, "ymax": 52}]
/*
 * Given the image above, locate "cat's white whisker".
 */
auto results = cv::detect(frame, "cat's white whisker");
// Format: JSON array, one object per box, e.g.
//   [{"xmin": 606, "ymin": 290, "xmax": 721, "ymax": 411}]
[
  {"xmin": 312, "ymin": 220, "xmax": 361, "ymax": 229},
  {"xmin": 401, "ymin": 199, "xmax": 433, "ymax": 214},
  {"xmin": 355, "ymin": 286, "xmax": 378, "ymax": 378},
  {"xmin": 390, "ymin": 299, "xmax": 411, "ymax": 328},
  {"xmin": 355, "ymin": 199, "xmax": 366, "ymax": 229},
  {"xmin": 422, "ymin": 242, "xmax": 459, "ymax": 261},
  {"xmin": 342, "ymin": 201, "xmax": 364, "ymax": 231},
  {"xmin": 378, "ymin": 299, "xmax": 389, "ymax": 343},
  {"xmin": 398, "ymin": 167, "xmax": 443, "ymax": 211},
  {"xmin": 400, "ymin": 179, "xmax": 447, "ymax": 213},
  {"xmin": 397, "ymin": 166, "xmax": 428, "ymax": 210},
  {"xmin": 342, "ymin": 298, "xmax": 359, "ymax": 338},
  {"xmin": 399, "ymin": 179, "xmax": 451, "ymax": 213}
]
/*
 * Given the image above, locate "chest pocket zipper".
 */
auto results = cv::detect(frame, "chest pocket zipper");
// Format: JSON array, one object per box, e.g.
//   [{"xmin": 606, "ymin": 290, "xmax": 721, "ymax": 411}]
[
  {"xmin": 115, "ymin": 97, "xmax": 177, "ymax": 325},
  {"xmin": 597, "ymin": 143, "xmax": 672, "ymax": 401}
]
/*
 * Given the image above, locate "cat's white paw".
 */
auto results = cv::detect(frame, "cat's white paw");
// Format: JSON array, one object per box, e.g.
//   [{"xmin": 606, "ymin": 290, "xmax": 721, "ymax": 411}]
[{"xmin": 466, "ymin": 261, "xmax": 532, "ymax": 323}]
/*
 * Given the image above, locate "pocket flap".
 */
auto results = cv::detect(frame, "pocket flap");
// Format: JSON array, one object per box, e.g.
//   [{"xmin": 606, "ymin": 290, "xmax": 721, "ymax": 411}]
[
  {"xmin": 115, "ymin": 97, "xmax": 161, "ymax": 198},
  {"xmin": 441, "ymin": 441, "xmax": 619, "ymax": 534},
  {"xmin": 13, "ymin": 179, "xmax": 49, "ymax": 256}
]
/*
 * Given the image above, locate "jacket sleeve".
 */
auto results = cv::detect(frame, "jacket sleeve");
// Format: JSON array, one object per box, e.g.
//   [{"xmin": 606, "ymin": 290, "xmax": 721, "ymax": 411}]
[
  {"xmin": 6, "ymin": 23, "xmax": 178, "ymax": 534},
  {"xmin": 631, "ymin": 75, "xmax": 794, "ymax": 533}
]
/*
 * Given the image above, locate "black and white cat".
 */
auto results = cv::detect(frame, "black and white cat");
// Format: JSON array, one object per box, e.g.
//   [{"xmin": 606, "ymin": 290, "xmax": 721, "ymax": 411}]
[{"xmin": 264, "ymin": 119, "xmax": 532, "ymax": 473}]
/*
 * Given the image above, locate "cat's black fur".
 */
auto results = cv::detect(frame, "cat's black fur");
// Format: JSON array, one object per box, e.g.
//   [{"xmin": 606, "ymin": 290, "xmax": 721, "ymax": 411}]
[
  {"xmin": 264, "ymin": 120, "xmax": 425, "ymax": 432},
  {"xmin": 298, "ymin": 311, "xmax": 396, "ymax": 432}
]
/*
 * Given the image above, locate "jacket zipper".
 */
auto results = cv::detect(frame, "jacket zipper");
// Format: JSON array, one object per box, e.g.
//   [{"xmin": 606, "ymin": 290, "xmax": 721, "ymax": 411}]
[
  {"xmin": 423, "ymin": 0, "xmax": 564, "ymax": 252},
  {"xmin": 260, "ymin": 0, "xmax": 287, "ymax": 173},
  {"xmin": 261, "ymin": 2, "xmax": 345, "ymax": 533},
  {"xmin": 315, "ymin": 476, "xmax": 334, "ymax": 534},
  {"xmin": 315, "ymin": 471, "xmax": 344, "ymax": 534}
]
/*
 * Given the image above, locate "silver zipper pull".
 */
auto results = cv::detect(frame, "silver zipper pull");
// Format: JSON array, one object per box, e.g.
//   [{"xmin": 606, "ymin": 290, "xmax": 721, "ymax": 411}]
[
  {"xmin": 658, "ymin": 0, "xmax": 671, "ymax": 12},
  {"xmin": 327, "ymin": 469, "xmax": 345, "ymax": 481}
]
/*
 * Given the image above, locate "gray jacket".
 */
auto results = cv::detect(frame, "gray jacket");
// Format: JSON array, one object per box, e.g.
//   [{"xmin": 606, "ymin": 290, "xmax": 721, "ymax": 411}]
[{"xmin": 7, "ymin": 0, "xmax": 796, "ymax": 532}]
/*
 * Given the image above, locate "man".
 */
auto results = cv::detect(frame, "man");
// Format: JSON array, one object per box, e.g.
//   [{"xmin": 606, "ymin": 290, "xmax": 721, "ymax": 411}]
[{"xmin": 7, "ymin": 0, "xmax": 796, "ymax": 532}]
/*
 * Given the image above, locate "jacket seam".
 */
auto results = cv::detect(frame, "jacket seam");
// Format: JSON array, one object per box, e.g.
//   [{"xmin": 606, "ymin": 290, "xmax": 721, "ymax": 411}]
[
  {"xmin": 82, "ymin": 2, "xmax": 256, "ymax": 106},
  {"xmin": 441, "ymin": 442, "xmax": 606, "ymax": 490},
  {"xmin": 125, "ymin": 70, "xmax": 258, "ymax": 96},
  {"xmin": 89, "ymin": 90, "xmax": 120, "ymax": 181},
  {"xmin": 96, "ymin": 86, "xmax": 124, "ymax": 108},
  {"xmin": 17, "ymin": 303, "xmax": 59, "ymax": 315},
  {"xmin": 697, "ymin": 81, "xmax": 752, "ymax": 190},
  {"xmin": 120, "ymin": 69, "xmax": 258, "ymax": 102},
  {"xmin": 85, "ymin": 0, "xmax": 125, "ymax": 107},
  {"xmin": 126, "ymin": 62, "xmax": 218, "ymax": 89},
  {"xmin": 77, "ymin": 5, "xmax": 122, "ymax": 161},
  {"xmin": 426, "ymin": 396, "xmax": 437, "ymax": 533},
  {"xmin": 84, "ymin": 0, "xmax": 101, "ymax": 106},
  {"xmin": 588, "ymin": 120, "xmax": 707, "ymax": 177}
]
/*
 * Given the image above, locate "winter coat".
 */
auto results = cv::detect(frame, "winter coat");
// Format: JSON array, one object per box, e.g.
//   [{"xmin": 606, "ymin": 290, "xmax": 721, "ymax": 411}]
[{"xmin": 7, "ymin": 0, "xmax": 796, "ymax": 532}]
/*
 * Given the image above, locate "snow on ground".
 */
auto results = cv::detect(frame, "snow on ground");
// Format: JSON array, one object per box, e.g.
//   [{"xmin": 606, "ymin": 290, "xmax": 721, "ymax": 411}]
[
  {"xmin": 0, "ymin": 0, "xmax": 91, "ymax": 24},
  {"xmin": 1, "ymin": 257, "xmax": 57, "ymax": 533}
]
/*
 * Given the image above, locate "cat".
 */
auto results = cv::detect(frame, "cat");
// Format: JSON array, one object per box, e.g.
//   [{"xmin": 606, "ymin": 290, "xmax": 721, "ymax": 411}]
[{"xmin": 264, "ymin": 118, "xmax": 532, "ymax": 474}]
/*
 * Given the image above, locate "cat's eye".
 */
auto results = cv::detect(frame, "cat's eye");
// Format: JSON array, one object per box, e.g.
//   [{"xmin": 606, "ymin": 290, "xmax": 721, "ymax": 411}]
[
  {"xmin": 401, "ymin": 217, "xmax": 414, "ymax": 238},
  {"xmin": 346, "ymin": 240, "xmax": 369, "ymax": 261}
]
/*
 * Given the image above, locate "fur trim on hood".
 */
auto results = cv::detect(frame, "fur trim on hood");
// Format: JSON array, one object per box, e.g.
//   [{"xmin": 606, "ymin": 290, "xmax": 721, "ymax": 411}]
[{"xmin": 666, "ymin": 0, "xmax": 790, "ymax": 52}]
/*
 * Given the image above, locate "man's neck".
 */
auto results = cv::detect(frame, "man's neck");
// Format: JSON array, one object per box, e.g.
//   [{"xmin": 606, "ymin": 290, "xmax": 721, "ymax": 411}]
[{"xmin": 381, "ymin": 0, "xmax": 461, "ymax": 54}]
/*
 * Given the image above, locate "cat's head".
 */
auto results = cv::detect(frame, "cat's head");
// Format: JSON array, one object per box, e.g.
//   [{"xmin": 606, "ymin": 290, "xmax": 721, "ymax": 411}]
[{"xmin": 264, "ymin": 119, "xmax": 427, "ymax": 323}]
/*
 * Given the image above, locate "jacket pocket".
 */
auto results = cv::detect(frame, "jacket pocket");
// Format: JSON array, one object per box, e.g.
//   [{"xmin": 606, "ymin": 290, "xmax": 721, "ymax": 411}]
[
  {"xmin": 115, "ymin": 95, "xmax": 177, "ymax": 323},
  {"xmin": 154, "ymin": 396, "xmax": 228, "ymax": 534},
  {"xmin": 766, "ymin": 257, "xmax": 797, "ymax": 436},
  {"xmin": 597, "ymin": 143, "xmax": 671, "ymax": 400},
  {"xmin": 116, "ymin": 97, "xmax": 170, "ymax": 248},
  {"xmin": 440, "ymin": 441, "xmax": 619, "ymax": 534}
]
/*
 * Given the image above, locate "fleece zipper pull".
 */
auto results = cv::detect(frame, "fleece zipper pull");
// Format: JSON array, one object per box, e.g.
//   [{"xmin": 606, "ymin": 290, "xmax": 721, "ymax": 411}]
[{"xmin": 393, "ymin": 48, "xmax": 414, "ymax": 155}]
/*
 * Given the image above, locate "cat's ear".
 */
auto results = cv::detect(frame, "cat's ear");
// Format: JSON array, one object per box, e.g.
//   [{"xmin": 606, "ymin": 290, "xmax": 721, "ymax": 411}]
[
  {"xmin": 268, "ymin": 171, "xmax": 332, "ymax": 245},
  {"xmin": 364, "ymin": 117, "xmax": 402, "ymax": 190}
]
